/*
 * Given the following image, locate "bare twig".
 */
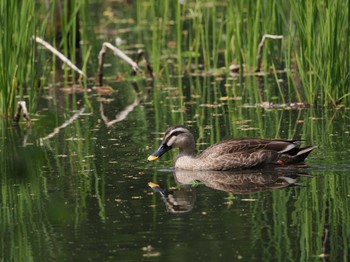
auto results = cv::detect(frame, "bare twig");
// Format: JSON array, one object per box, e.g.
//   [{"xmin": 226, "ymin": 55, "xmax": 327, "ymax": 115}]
[
  {"xmin": 135, "ymin": 49, "xmax": 154, "ymax": 81},
  {"xmin": 97, "ymin": 42, "xmax": 140, "ymax": 86},
  {"xmin": 39, "ymin": 108, "xmax": 85, "ymax": 143},
  {"xmin": 100, "ymin": 97, "xmax": 140, "ymax": 127},
  {"xmin": 34, "ymin": 36, "xmax": 86, "ymax": 78},
  {"xmin": 13, "ymin": 101, "xmax": 31, "ymax": 127},
  {"xmin": 255, "ymin": 34, "xmax": 283, "ymax": 72},
  {"xmin": 320, "ymin": 227, "xmax": 330, "ymax": 259}
]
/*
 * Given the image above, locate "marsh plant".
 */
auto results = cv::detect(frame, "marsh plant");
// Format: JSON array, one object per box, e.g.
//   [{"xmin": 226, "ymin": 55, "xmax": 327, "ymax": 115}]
[
  {"xmin": 0, "ymin": 0, "xmax": 93, "ymax": 119},
  {"xmin": 0, "ymin": 1, "xmax": 37, "ymax": 117},
  {"xmin": 1, "ymin": 0, "xmax": 348, "ymax": 119},
  {"xmin": 136, "ymin": 0, "xmax": 349, "ymax": 105}
]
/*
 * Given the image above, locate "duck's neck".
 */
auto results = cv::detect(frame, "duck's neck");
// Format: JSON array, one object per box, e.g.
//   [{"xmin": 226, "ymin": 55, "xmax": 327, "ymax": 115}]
[
  {"xmin": 174, "ymin": 134, "xmax": 197, "ymax": 169},
  {"xmin": 174, "ymin": 148, "xmax": 197, "ymax": 170},
  {"xmin": 180, "ymin": 145, "xmax": 196, "ymax": 156},
  {"xmin": 181, "ymin": 135, "xmax": 196, "ymax": 155}
]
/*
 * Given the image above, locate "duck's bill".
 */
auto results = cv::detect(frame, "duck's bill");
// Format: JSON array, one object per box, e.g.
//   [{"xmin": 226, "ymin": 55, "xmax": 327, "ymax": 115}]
[
  {"xmin": 147, "ymin": 155, "xmax": 159, "ymax": 161},
  {"xmin": 147, "ymin": 142, "xmax": 172, "ymax": 161},
  {"xmin": 148, "ymin": 182, "xmax": 160, "ymax": 188}
]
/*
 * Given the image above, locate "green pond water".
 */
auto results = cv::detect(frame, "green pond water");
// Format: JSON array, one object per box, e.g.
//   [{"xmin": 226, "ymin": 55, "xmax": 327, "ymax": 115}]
[
  {"xmin": 1, "ymin": 73, "xmax": 350, "ymax": 261},
  {"xmin": 1, "ymin": 1, "xmax": 350, "ymax": 261}
]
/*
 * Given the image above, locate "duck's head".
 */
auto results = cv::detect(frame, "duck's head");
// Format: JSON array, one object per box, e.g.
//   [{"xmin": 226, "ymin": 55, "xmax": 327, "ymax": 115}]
[{"xmin": 147, "ymin": 125, "xmax": 195, "ymax": 161}]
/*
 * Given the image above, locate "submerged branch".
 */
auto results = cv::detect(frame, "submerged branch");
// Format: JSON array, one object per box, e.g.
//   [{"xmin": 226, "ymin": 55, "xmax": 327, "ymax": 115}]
[
  {"xmin": 135, "ymin": 49, "xmax": 154, "ymax": 81},
  {"xmin": 40, "ymin": 108, "xmax": 85, "ymax": 143},
  {"xmin": 34, "ymin": 36, "xmax": 86, "ymax": 78},
  {"xmin": 97, "ymin": 42, "xmax": 140, "ymax": 86},
  {"xmin": 255, "ymin": 34, "xmax": 283, "ymax": 72},
  {"xmin": 13, "ymin": 101, "xmax": 31, "ymax": 127},
  {"xmin": 100, "ymin": 97, "xmax": 140, "ymax": 127}
]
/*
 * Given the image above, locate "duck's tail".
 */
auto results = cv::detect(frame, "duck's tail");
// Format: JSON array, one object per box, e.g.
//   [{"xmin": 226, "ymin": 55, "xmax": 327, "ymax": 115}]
[{"xmin": 279, "ymin": 146, "xmax": 317, "ymax": 164}]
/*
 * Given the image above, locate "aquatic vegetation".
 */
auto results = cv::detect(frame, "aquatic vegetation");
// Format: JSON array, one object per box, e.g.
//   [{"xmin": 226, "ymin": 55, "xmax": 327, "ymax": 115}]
[
  {"xmin": 1, "ymin": 0, "xmax": 348, "ymax": 119},
  {"xmin": 0, "ymin": 0, "xmax": 94, "ymax": 119},
  {"xmin": 1, "ymin": 1, "xmax": 350, "ymax": 260},
  {"xmin": 0, "ymin": 1, "xmax": 37, "ymax": 117},
  {"xmin": 135, "ymin": 0, "xmax": 349, "ymax": 105}
]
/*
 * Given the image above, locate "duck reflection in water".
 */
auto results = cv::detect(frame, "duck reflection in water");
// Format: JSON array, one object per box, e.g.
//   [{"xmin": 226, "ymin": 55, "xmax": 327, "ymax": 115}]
[{"xmin": 149, "ymin": 168, "xmax": 311, "ymax": 214}]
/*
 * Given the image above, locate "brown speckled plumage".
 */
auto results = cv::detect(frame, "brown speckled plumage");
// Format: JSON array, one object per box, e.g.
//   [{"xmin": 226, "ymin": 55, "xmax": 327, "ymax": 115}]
[{"xmin": 148, "ymin": 125, "xmax": 316, "ymax": 171}]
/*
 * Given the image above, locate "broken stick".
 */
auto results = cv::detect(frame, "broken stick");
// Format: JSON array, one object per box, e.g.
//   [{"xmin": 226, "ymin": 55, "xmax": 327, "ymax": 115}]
[
  {"xmin": 13, "ymin": 101, "xmax": 31, "ymax": 127},
  {"xmin": 34, "ymin": 36, "xmax": 86, "ymax": 78},
  {"xmin": 255, "ymin": 34, "xmax": 283, "ymax": 72},
  {"xmin": 97, "ymin": 42, "xmax": 141, "ymax": 86}
]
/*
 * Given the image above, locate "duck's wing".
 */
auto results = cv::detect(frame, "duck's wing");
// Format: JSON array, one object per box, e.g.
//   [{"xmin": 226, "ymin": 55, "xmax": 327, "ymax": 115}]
[
  {"xmin": 197, "ymin": 149, "xmax": 280, "ymax": 171},
  {"xmin": 197, "ymin": 138, "xmax": 300, "ymax": 159}
]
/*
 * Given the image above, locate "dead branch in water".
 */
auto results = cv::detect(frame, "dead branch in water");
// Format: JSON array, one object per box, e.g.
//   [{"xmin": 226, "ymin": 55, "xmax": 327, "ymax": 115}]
[
  {"xmin": 97, "ymin": 42, "xmax": 139, "ymax": 86},
  {"xmin": 100, "ymin": 97, "xmax": 140, "ymax": 128},
  {"xmin": 34, "ymin": 36, "xmax": 86, "ymax": 78},
  {"xmin": 134, "ymin": 49, "xmax": 154, "ymax": 81},
  {"xmin": 13, "ymin": 101, "xmax": 31, "ymax": 127},
  {"xmin": 39, "ymin": 108, "xmax": 85, "ymax": 143},
  {"xmin": 255, "ymin": 34, "xmax": 283, "ymax": 72},
  {"xmin": 97, "ymin": 42, "xmax": 154, "ymax": 86}
]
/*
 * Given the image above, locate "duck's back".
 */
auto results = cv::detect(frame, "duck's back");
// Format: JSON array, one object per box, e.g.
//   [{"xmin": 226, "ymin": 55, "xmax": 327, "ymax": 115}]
[
  {"xmin": 194, "ymin": 138, "xmax": 300, "ymax": 171},
  {"xmin": 198, "ymin": 138, "xmax": 299, "ymax": 158}
]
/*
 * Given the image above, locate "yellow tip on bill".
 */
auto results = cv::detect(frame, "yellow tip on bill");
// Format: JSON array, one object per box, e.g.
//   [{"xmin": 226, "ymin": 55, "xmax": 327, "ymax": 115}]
[
  {"xmin": 148, "ymin": 182, "xmax": 160, "ymax": 188},
  {"xmin": 147, "ymin": 155, "xmax": 159, "ymax": 161}
]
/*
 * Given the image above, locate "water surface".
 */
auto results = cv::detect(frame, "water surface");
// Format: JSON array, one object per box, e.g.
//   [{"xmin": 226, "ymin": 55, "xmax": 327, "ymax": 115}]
[
  {"xmin": 1, "ymin": 74, "xmax": 350, "ymax": 261},
  {"xmin": 1, "ymin": 1, "xmax": 350, "ymax": 261}
]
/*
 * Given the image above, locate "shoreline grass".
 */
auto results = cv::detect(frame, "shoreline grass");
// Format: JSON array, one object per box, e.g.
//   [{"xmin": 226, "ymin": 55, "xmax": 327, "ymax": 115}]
[{"xmin": 1, "ymin": 0, "xmax": 348, "ymax": 120}]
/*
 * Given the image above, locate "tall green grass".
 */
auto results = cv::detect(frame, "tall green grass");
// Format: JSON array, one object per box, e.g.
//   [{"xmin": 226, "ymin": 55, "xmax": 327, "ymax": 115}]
[
  {"xmin": 1, "ymin": 0, "xmax": 348, "ymax": 117},
  {"xmin": 287, "ymin": 0, "xmax": 350, "ymax": 105},
  {"xmin": 0, "ymin": 0, "xmax": 95, "ymax": 119},
  {"xmin": 0, "ymin": 1, "xmax": 38, "ymax": 117},
  {"xmin": 135, "ymin": 0, "xmax": 349, "ymax": 105}
]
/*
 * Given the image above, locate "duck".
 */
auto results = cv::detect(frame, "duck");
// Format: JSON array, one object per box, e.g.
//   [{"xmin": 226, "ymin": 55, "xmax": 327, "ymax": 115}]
[{"xmin": 147, "ymin": 125, "xmax": 316, "ymax": 171}]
